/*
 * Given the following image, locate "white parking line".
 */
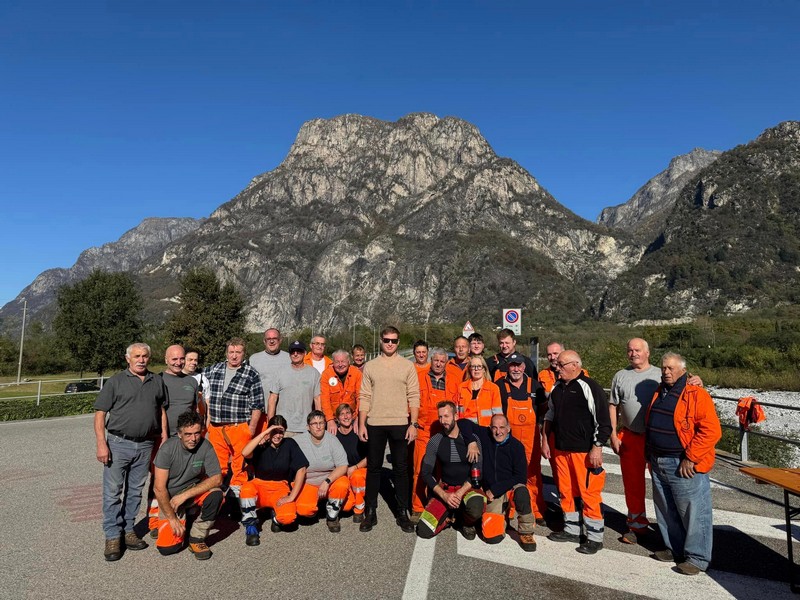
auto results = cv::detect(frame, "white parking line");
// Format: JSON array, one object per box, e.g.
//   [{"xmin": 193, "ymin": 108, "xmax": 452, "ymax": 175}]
[
  {"xmin": 457, "ymin": 534, "xmax": 790, "ymax": 600},
  {"xmin": 402, "ymin": 536, "xmax": 436, "ymax": 600}
]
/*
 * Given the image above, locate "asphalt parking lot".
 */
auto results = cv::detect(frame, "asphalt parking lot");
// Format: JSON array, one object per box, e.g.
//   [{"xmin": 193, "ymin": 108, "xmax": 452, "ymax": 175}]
[{"xmin": 0, "ymin": 414, "xmax": 796, "ymax": 600}]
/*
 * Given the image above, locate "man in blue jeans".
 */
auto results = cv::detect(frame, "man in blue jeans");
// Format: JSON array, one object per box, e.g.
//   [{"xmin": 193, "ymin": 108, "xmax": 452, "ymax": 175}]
[
  {"xmin": 646, "ymin": 352, "xmax": 721, "ymax": 576},
  {"xmin": 94, "ymin": 342, "xmax": 168, "ymax": 561}
]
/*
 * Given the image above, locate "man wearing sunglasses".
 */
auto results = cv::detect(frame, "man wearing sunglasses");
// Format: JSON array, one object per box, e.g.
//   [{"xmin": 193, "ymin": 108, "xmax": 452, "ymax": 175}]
[{"xmin": 358, "ymin": 326, "xmax": 420, "ymax": 533}]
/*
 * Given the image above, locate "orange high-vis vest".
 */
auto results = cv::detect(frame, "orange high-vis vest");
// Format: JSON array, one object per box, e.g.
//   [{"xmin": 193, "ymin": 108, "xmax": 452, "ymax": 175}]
[
  {"xmin": 502, "ymin": 377, "xmax": 538, "ymax": 458},
  {"xmin": 457, "ymin": 378, "xmax": 502, "ymax": 426},
  {"xmin": 418, "ymin": 370, "xmax": 459, "ymax": 435}
]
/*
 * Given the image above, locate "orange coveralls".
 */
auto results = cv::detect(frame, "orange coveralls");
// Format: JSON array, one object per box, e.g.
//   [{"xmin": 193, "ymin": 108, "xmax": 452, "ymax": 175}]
[
  {"xmin": 457, "ymin": 379, "xmax": 502, "ymax": 426},
  {"xmin": 320, "ymin": 365, "xmax": 362, "ymax": 422}
]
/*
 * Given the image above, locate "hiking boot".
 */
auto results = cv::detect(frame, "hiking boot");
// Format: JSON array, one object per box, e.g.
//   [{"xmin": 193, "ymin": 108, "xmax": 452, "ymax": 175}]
[
  {"xmin": 535, "ymin": 517, "xmax": 547, "ymax": 527},
  {"xmin": 149, "ymin": 527, "xmax": 159, "ymax": 540},
  {"xmin": 245, "ymin": 524, "xmax": 260, "ymax": 546},
  {"xmin": 360, "ymin": 507, "xmax": 377, "ymax": 532},
  {"xmin": 104, "ymin": 537, "xmax": 122, "ymax": 562},
  {"xmin": 653, "ymin": 549, "xmax": 675, "ymax": 562},
  {"xmin": 271, "ymin": 519, "xmax": 282, "ymax": 533},
  {"xmin": 461, "ymin": 525, "xmax": 477, "ymax": 541},
  {"xmin": 548, "ymin": 530, "xmax": 580, "ymax": 543},
  {"xmin": 676, "ymin": 561, "xmax": 702, "ymax": 576},
  {"xmin": 123, "ymin": 531, "xmax": 147, "ymax": 551},
  {"xmin": 396, "ymin": 509, "xmax": 415, "ymax": 533},
  {"xmin": 327, "ymin": 518, "xmax": 341, "ymax": 533},
  {"xmin": 188, "ymin": 539, "xmax": 212, "ymax": 560},
  {"xmin": 519, "ymin": 533, "xmax": 537, "ymax": 552},
  {"xmin": 353, "ymin": 512, "xmax": 364, "ymax": 524},
  {"xmin": 577, "ymin": 540, "xmax": 603, "ymax": 554}
]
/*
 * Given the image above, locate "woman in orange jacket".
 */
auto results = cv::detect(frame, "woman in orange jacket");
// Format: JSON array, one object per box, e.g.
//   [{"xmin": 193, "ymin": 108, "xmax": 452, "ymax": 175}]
[{"xmin": 457, "ymin": 356, "xmax": 502, "ymax": 426}]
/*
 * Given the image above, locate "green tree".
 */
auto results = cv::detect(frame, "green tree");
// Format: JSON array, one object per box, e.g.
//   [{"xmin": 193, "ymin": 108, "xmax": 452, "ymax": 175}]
[
  {"xmin": 53, "ymin": 270, "xmax": 143, "ymax": 376},
  {"xmin": 166, "ymin": 267, "xmax": 247, "ymax": 364}
]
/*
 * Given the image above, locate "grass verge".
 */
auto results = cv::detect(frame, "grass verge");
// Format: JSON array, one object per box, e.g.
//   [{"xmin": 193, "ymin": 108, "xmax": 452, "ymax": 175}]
[{"xmin": 0, "ymin": 393, "xmax": 97, "ymax": 421}]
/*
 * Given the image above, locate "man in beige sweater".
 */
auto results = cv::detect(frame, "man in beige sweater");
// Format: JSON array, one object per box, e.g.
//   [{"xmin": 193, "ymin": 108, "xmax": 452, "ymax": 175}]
[{"xmin": 358, "ymin": 326, "xmax": 420, "ymax": 533}]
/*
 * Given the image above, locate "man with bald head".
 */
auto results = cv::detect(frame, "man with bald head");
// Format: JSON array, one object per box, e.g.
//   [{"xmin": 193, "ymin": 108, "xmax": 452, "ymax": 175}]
[
  {"xmin": 249, "ymin": 328, "xmax": 290, "ymax": 396},
  {"xmin": 542, "ymin": 350, "xmax": 611, "ymax": 555},
  {"xmin": 537, "ymin": 342, "xmax": 565, "ymax": 396}
]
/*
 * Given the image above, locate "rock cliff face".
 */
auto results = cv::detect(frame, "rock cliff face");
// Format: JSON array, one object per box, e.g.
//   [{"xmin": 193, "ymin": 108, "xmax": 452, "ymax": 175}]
[
  {"xmin": 139, "ymin": 113, "xmax": 641, "ymax": 330},
  {"xmin": 0, "ymin": 217, "xmax": 201, "ymax": 326},
  {"xmin": 597, "ymin": 121, "xmax": 800, "ymax": 319},
  {"xmin": 597, "ymin": 148, "xmax": 721, "ymax": 242}
]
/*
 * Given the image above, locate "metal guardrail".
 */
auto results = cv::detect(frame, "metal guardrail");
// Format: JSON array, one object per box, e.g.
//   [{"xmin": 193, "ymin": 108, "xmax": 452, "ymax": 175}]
[
  {"xmin": 710, "ymin": 393, "xmax": 800, "ymax": 462},
  {"xmin": 0, "ymin": 377, "xmax": 105, "ymax": 405}
]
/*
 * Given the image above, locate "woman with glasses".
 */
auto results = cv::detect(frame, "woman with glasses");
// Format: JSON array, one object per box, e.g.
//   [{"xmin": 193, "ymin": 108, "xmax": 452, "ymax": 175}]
[
  {"xmin": 239, "ymin": 415, "xmax": 309, "ymax": 547},
  {"xmin": 457, "ymin": 356, "xmax": 502, "ymax": 426}
]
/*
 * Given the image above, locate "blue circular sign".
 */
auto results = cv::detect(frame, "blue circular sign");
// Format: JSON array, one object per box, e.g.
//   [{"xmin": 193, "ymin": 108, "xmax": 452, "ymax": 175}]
[{"xmin": 505, "ymin": 310, "xmax": 519, "ymax": 323}]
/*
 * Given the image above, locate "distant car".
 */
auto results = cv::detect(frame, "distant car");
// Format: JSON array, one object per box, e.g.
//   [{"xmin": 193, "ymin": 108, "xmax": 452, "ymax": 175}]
[{"xmin": 64, "ymin": 381, "xmax": 100, "ymax": 394}]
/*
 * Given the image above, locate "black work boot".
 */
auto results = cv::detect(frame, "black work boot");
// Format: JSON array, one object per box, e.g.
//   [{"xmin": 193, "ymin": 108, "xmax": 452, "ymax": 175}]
[
  {"xmin": 360, "ymin": 507, "xmax": 377, "ymax": 532},
  {"xmin": 396, "ymin": 509, "xmax": 415, "ymax": 533}
]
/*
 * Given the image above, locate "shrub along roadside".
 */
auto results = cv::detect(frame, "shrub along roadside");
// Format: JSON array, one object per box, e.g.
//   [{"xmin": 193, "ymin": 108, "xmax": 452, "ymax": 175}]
[{"xmin": 0, "ymin": 393, "xmax": 96, "ymax": 421}]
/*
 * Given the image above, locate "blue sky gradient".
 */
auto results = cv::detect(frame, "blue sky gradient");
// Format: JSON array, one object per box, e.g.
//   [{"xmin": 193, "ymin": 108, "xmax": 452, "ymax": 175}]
[{"xmin": 1, "ymin": 0, "xmax": 798, "ymax": 307}]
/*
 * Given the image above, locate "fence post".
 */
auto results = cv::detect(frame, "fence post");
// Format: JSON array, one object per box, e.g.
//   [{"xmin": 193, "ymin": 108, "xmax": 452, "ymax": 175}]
[
  {"xmin": 739, "ymin": 425, "xmax": 749, "ymax": 462},
  {"xmin": 37, "ymin": 380, "xmax": 42, "ymax": 406}
]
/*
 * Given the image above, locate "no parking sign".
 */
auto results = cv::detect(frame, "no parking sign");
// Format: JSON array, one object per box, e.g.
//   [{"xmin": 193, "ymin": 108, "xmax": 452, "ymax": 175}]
[{"xmin": 502, "ymin": 308, "xmax": 522, "ymax": 335}]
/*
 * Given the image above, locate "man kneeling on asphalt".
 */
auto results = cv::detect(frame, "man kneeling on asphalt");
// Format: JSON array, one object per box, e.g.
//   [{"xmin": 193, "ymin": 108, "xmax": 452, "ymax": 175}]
[
  {"xmin": 463, "ymin": 414, "xmax": 537, "ymax": 552},
  {"xmin": 416, "ymin": 401, "xmax": 486, "ymax": 540},
  {"xmin": 153, "ymin": 411, "xmax": 223, "ymax": 560},
  {"xmin": 294, "ymin": 410, "xmax": 350, "ymax": 532}
]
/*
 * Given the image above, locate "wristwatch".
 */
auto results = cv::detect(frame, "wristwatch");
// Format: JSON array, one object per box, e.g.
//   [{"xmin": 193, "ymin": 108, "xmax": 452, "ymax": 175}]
[
  {"xmin": 324, "ymin": 477, "xmax": 332, "ymax": 485},
  {"xmin": 593, "ymin": 441, "xmax": 603, "ymax": 448},
  {"xmin": 411, "ymin": 422, "xmax": 420, "ymax": 429}
]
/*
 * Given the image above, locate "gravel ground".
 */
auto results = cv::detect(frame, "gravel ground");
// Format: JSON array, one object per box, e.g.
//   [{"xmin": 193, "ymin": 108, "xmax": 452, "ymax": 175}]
[{"xmin": 709, "ymin": 386, "xmax": 800, "ymax": 466}]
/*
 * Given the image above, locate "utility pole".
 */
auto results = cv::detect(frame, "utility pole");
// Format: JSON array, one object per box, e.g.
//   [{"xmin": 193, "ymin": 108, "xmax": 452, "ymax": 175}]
[{"xmin": 16, "ymin": 298, "xmax": 27, "ymax": 384}]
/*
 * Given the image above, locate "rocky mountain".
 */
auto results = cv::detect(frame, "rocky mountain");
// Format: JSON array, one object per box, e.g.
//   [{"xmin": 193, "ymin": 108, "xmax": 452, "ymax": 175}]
[
  {"xmin": 135, "ymin": 113, "xmax": 641, "ymax": 331},
  {"xmin": 597, "ymin": 148, "xmax": 722, "ymax": 243},
  {"xmin": 0, "ymin": 217, "xmax": 202, "ymax": 327},
  {"xmin": 597, "ymin": 121, "xmax": 800, "ymax": 320}
]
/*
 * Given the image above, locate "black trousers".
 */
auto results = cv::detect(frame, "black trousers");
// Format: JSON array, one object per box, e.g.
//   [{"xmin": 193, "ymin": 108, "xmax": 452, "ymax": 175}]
[{"xmin": 365, "ymin": 424, "xmax": 410, "ymax": 511}]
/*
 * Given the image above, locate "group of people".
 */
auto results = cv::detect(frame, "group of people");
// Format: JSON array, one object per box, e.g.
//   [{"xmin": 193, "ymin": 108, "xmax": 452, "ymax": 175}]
[{"xmin": 94, "ymin": 326, "xmax": 721, "ymax": 577}]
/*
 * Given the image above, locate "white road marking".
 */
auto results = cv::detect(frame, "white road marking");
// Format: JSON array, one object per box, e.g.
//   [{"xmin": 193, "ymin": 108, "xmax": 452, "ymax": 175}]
[
  {"xmin": 457, "ymin": 534, "xmax": 790, "ymax": 600},
  {"xmin": 402, "ymin": 536, "xmax": 436, "ymax": 600},
  {"xmin": 601, "ymin": 491, "xmax": 798, "ymax": 543}
]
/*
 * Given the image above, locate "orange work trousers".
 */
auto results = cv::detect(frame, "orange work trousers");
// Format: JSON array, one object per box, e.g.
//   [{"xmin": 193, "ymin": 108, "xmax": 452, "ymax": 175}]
[
  {"xmin": 240, "ymin": 479, "xmax": 299, "ymax": 525},
  {"xmin": 343, "ymin": 468, "xmax": 367, "ymax": 514},
  {"xmin": 411, "ymin": 433, "xmax": 431, "ymax": 513},
  {"xmin": 553, "ymin": 448, "xmax": 606, "ymax": 543},
  {"xmin": 207, "ymin": 422, "xmax": 252, "ymax": 494},
  {"xmin": 618, "ymin": 428, "xmax": 650, "ymax": 532},
  {"xmin": 156, "ymin": 489, "xmax": 217, "ymax": 553},
  {"xmin": 296, "ymin": 476, "xmax": 350, "ymax": 518}
]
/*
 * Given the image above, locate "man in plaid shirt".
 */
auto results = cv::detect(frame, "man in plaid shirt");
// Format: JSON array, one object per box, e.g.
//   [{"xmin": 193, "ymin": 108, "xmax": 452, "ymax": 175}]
[{"xmin": 204, "ymin": 337, "xmax": 265, "ymax": 529}]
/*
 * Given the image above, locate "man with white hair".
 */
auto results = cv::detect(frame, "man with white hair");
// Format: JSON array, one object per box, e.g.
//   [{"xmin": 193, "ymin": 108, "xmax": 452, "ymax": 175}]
[
  {"xmin": 94, "ymin": 342, "xmax": 168, "ymax": 561},
  {"xmin": 646, "ymin": 352, "xmax": 720, "ymax": 576},
  {"xmin": 321, "ymin": 349, "xmax": 362, "ymax": 435}
]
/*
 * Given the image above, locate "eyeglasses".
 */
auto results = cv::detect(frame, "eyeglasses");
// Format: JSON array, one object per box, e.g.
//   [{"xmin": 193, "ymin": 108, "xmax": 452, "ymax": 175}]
[
  {"xmin": 556, "ymin": 360, "xmax": 578, "ymax": 369},
  {"xmin": 265, "ymin": 337, "xmax": 280, "ymax": 342},
  {"xmin": 289, "ymin": 349, "xmax": 304, "ymax": 355},
  {"xmin": 469, "ymin": 365, "xmax": 484, "ymax": 370},
  {"xmin": 311, "ymin": 342, "xmax": 325, "ymax": 346},
  {"xmin": 381, "ymin": 338, "xmax": 399, "ymax": 344}
]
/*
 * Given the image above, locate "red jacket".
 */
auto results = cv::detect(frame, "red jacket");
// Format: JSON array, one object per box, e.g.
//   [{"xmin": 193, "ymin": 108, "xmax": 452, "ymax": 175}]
[{"xmin": 646, "ymin": 384, "xmax": 721, "ymax": 473}]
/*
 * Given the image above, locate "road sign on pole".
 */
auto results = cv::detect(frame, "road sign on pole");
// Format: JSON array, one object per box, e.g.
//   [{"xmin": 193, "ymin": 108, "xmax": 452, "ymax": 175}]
[
  {"xmin": 502, "ymin": 308, "xmax": 521, "ymax": 336},
  {"xmin": 462, "ymin": 321, "xmax": 475, "ymax": 338}
]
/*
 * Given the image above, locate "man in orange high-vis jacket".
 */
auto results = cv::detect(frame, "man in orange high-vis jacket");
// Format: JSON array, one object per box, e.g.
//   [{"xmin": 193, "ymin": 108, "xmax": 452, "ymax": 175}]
[
  {"xmin": 457, "ymin": 356, "xmax": 502, "ymax": 426},
  {"xmin": 645, "ymin": 352, "xmax": 721, "ymax": 576},
  {"xmin": 498, "ymin": 354, "xmax": 549, "ymax": 522},
  {"xmin": 542, "ymin": 350, "xmax": 611, "ymax": 556},
  {"xmin": 412, "ymin": 348, "xmax": 460, "ymax": 514},
  {"xmin": 153, "ymin": 412, "xmax": 223, "ymax": 560},
  {"xmin": 447, "ymin": 336, "xmax": 470, "ymax": 378},
  {"xmin": 321, "ymin": 350, "xmax": 362, "ymax": 435},
  {"xmin": 305, "ymin": 335, "xmax": 332, "ymax": 374}
]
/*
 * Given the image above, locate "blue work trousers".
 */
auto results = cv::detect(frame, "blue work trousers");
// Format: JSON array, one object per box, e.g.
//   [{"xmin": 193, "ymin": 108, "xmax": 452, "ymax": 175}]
[{"xmin": 102, "ymin": 435, "xmax": 154, "ymax": 539}]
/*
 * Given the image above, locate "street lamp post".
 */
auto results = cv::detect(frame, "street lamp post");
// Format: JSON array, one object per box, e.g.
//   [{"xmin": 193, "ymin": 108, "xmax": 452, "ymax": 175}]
[{"xmin": 16, "ymin": 298, "xmax": 27, "ymax": 384}]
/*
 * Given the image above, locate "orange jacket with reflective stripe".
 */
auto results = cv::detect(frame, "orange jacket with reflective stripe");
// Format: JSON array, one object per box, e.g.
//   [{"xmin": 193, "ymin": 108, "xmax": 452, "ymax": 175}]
[
  {"xmin": 418, "ymin": 370, "xmax": 459, "ymax": 433},
  {"xmin": 457, "ymin": 378, "xmax": 502, "ymax": 426},
  {"xmin": 320, "ymin": 365, "xmax": 362, "ymax": 422},
  {"xmin": 646, "ymin": 384, "xmax": 721, "ymax": 473}
]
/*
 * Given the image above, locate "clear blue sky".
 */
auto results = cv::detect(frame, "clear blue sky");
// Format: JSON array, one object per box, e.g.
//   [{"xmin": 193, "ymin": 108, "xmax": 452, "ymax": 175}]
[{"xmin": 2, "ymin": 0, "xmax": 798, "ymax": 308}]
